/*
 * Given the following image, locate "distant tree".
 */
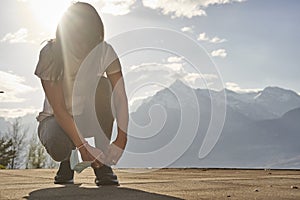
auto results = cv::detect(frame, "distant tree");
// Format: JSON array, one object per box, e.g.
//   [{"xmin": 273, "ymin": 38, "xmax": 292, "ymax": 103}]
[
  {"xmin": 45, "ymin": 156, "xmax": 59, "ymax": 169},
  {"xmin": 0, "ymin": 138, "xmax": 16, "ymax": 168},
  {"xmin": 26, "ymin": 135, "xmax": 46, "ymax": 169},
  {"xmin": 6, "ymin": 118, "xmax": 28, "ymax": 169}
]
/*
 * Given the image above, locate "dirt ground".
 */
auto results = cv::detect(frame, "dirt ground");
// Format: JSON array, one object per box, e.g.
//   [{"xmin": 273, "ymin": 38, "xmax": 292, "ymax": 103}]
[{"xmin": 0, "ymin": 168, "xmax": 299, "ymax": 200}]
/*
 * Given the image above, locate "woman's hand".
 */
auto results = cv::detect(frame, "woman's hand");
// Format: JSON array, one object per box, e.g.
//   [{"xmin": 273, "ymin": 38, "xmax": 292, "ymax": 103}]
[
  {"xmin": 105, "ymin": 135, "xmax": 127, "ymax": 166},
  {"xmin": 78, "ymin": 143, "xmax": 105, "ymax": 168}
]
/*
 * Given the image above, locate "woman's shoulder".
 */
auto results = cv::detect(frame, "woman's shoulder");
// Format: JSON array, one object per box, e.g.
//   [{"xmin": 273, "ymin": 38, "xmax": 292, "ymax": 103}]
[
  {"xmin": 97, "ymin": 41, "xmax": 113, "ymax": 51},
  {"xmin": 35, "ymin": 39, "xmax": 61, "ymax": 80},
  {"xmin": 40, "ymin": 39, "xmax": 55, "ymax": 56},
  {"xmin": 93, "ymin": 41, "xmax": 117, "ymax": 59},
  {"xmin": 101, "ymin": 41, "xmax": 117, "ymax": 55}
]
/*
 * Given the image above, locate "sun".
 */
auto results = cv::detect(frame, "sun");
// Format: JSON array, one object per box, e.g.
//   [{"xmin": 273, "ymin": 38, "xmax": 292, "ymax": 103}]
[{"xmin": 29, "ymin": 0, "xmax": 72, "ymax": 35}]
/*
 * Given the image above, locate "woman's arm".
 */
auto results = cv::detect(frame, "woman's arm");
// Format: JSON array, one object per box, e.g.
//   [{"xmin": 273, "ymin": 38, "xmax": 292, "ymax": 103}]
[
  {"xmin": 106, "ymin": 60, "xmax": 129, "ymax": 165},
  {"xmin": 41, "ymin": 80, "xmax": 85, "ymax": 147},
  {"xmin": 41, "ymin": 80, "xmax": 104, "ymax": 166}
]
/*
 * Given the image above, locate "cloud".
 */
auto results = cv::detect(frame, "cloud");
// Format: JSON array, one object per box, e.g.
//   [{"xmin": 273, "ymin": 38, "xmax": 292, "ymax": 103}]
[
  {"xmin": 143, "ymin": 0, "xmax": 206, "ymax": 18},
  {"xmin": 184, "ymin": 72, "xmax": 217, "ymax": 85},
  {"xmin": 211, "ymin": 49, "xmax": 227, "ymax": 58},
  {"xmin": 0, "ymin": 28, "xmax": 47, "ymax": 44},
  {"xmin": 1, "ymin": 28, "xmax": 29, "ymax": 44},
  {"xmin": 142, "ymin": 0, "xmax": 246, "ymax": 18},
  {"xmin": 0, "ymin": 71, "xmax": 36, "ymax": 103},
  {"xmin": 97, "ymin": 0, "xmax": 136, "ymax": 15},
  {"xmin": 225, "ymin": 82, "xmax": 261, "ymax": 93},
  {"xmin": 0, "ymin": 107, "xmax": 38, "ymax": 119},
  {"xmin": 181, "ymin": 26, "xmax": 194, "ymax": 33},
  {"xmin": 167, "ymin": 56, "xmax": 183, "ymax": 63},
  {"xmin": 197, "ymin": 32, "xmax": 227, "ymax": 43},
  {"xmin": 197, "ymin": 32, "xmax": 209, "ymax": 41},
  {"xmin": 201, "ymin": 0, "xmax": 246, "ymax": 7},
  {"xmin": 126, "ymin": 55, "xmax": 218, "ymax": 91},
  {"xmin": 210, "ymin": 36, "xmax": 227, "ymax": 44},
  {"xmin": 19, "ymin": 0, "xmax": 136, "ymax": 16},
  {"xmin": 20, "ymin": 0, "xmax": 245, "ymax": 18}
]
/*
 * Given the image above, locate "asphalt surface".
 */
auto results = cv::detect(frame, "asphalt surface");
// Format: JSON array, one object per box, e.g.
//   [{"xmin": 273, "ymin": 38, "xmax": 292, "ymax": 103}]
[{"xmin": 0, "ymin": 168, "xmax": 300, "ymax": 199}]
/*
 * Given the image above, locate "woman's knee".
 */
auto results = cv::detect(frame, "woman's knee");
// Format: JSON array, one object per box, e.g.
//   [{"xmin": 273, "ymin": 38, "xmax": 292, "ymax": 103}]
[
  {"xmin": 38, "ymin": 116, "xmax": 74, "ymax": 161},
  {"xmin": 45, "ymin": 141, "xmax": 73, "ymax": 162}
]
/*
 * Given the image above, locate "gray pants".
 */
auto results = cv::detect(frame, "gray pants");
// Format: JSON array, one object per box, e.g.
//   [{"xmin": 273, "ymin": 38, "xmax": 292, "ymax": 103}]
[{"xmin": 38, "ymin": 77, "xmax": 114, "ymax": 162}]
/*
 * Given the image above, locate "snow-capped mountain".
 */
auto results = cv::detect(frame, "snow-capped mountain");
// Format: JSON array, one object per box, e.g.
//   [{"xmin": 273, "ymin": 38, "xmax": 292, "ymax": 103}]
[
  {"xmin": 119, "ymin": 80, "xmax": 300, "ymax": 168},
  {"xmin": 0, "ymin": 117, "xmax": 11, "ymax": 136},
  {"xmin": 0, "ymin": 113, "xmax": 38, "ymax": 138},
  {"xmin": 132, "ymin": 80, "xmax": 300, "ymax": 120},
  {"xmin": 254, "ymin": 87, "xmax": 300, "ymax": 116},
  {"xmin": 223, "ymin": 86, "xmax": 300, "ymax": 120}
]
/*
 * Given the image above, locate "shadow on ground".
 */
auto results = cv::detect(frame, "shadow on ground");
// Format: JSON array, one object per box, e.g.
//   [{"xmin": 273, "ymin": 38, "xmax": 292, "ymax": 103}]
[{"xmin": 24, "ymin": 184, "xmax": 182, "ymax": 200}]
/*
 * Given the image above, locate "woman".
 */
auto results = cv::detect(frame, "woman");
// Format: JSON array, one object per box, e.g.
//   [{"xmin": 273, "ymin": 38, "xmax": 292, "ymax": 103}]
[{"xmin": 34, "ymin": 2, "xmax": 128, "ymax": 186}]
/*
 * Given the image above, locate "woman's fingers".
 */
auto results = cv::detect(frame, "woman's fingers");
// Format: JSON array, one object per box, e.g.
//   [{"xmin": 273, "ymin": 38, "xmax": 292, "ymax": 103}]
[
  {"xmin": 105, "ymin": 144, "xmax": 122, "ymax": 165},
  {"xmin": 80, "ymin": 142, "xmax": 124, "ymax": 166},
  {"xmin": 86, "ymin": 144, "xmax": 106, "ymax": 161},
  {"xmin": 91, "ymin": 159, "xmax": 103, "ymax": 168},
  {"xmin": 79, "ymin": 143, "xmax": 106, "ymax": 167}
]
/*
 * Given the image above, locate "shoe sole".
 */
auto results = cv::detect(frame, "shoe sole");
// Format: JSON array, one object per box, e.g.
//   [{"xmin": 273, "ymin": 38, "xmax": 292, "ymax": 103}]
[{"xmin": 54, "ymin": 179, "xmax": 74, "ymax": 184}]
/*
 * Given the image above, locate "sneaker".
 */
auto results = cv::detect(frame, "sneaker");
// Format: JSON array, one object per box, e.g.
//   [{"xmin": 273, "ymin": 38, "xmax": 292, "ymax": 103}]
[
  {"xmin": 94, "ymin": 165, "xmax": 119, "ymax": 186},
  {"xmin": 54, "ymin": 160, "xmax": 74, "ymax": 184}
]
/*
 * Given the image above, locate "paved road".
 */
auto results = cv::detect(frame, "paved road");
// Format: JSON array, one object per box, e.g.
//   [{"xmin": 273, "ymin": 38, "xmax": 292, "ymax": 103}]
[{"xmin": 0, "ymin": 168, "xmax": 299, "ymax": 199}]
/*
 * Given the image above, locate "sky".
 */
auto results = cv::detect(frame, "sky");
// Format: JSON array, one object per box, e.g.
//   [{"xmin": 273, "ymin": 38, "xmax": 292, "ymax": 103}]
[{"xmin": 0, "ymin": 0, "xmax": 300, "ymax": 118}]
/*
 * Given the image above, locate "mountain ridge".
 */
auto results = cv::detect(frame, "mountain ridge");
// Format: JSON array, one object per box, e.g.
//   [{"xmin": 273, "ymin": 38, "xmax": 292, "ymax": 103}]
[{"xmin": 119, "ymin": 79, "xmax": 300, "ymax": 168}]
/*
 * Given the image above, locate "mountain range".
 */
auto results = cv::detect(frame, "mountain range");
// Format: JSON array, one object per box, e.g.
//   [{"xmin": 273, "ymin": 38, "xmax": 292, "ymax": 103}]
[
  {"xmin": 118, "ymin": 80, "xmax": 300, "ymax": 169},
  {"xmin": 0, "ymin": 113, "xmax": 38, "ymax": 139}
]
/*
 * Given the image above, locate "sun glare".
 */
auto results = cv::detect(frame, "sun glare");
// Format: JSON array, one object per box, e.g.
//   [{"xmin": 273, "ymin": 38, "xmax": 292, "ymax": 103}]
[{"xmin": 29, "ymin": 0, "xmax": 72, "ymax": 35}]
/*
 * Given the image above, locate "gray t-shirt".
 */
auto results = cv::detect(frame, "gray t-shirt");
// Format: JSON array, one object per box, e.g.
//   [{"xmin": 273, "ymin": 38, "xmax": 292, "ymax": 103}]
[{"xmin": 34, "ymin": 41, "xmax": 121, "ymax": 121}]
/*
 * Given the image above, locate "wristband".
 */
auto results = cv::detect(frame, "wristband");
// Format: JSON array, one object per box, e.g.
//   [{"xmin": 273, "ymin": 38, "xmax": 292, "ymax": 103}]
[{"xmin": 77, "ymin": 141, "xmax": 88, "ymax": 150}]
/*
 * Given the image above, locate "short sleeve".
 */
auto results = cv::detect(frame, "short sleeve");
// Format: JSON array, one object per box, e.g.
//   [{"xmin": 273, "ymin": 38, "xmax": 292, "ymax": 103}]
[
  {"xmin": 104, "ymin": 43, "xmax": 121, "ymax": 75},
  {"xmin": 34, "ymin": 43, "xmax": 62, "ymax": 81}
]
